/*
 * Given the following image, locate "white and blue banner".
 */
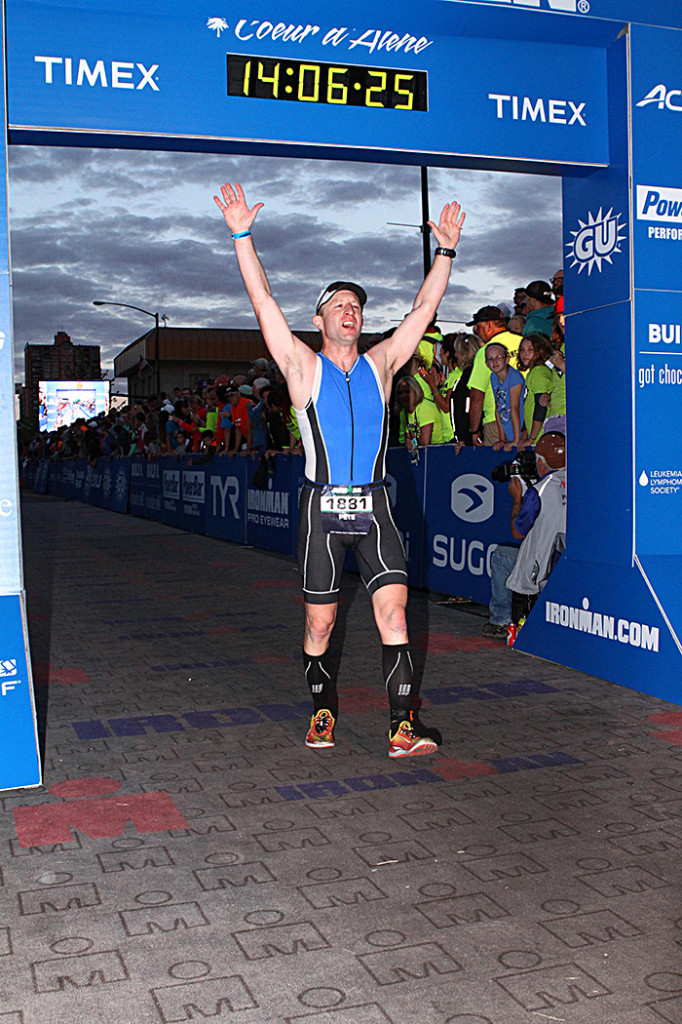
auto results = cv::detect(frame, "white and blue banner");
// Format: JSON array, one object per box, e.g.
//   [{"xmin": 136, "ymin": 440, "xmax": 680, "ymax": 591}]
[
  {"xmin": 421, "ymin": 447, "xmax": 507, "ymax": 602},
  {"xmin": 205, "ymin": 458, "xmax": 248, "ymax": 546},
  {"xmin": 0, "ymin": 24, "xmax": 41, "ymax": 791},
  {"xmin": 515, "ymin": 26, "xmax": 682, "ymax": 701},
  {"xmin": 0, "ymin": 595, "xmax": 41, "ymax": 790},
  {"xmin": 0, "ymin": 45, "xmax": 22, "ymax": 597},
  {"xmin": 6, "ymin": 0, "xmax": 611, "ymax": 173},
  {"xmin": 245, "ymin": 455, "xmax": 300, "ymax": 555}
]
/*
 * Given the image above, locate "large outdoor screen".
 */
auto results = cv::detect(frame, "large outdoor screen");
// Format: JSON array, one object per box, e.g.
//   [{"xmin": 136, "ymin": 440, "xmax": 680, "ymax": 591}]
[{"xmin": 38, "ymin": 380, "xmax": 110, "ymax": 432}]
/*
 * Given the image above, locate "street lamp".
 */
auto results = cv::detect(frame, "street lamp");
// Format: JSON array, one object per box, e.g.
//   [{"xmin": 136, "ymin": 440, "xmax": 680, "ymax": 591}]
[{"xmin": 93, "ymin": 299, "xmax": 162, "ymax": 394}]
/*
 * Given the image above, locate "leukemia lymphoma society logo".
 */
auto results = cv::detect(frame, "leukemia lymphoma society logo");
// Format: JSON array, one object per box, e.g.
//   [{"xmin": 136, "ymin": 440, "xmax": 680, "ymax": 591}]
[
  {"xmin": 566, "ymin": 207, "xmax": 627, "ymax": 274},
  {"xmin": 450, "ymin": 475, "xmax": 494, "ymax": 523}
]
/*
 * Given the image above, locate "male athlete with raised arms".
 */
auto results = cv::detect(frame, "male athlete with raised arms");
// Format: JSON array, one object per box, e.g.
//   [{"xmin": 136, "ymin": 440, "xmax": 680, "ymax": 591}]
[{"xmin": 215, "ymin": 182, "xmax": 465, "ymax": 757}]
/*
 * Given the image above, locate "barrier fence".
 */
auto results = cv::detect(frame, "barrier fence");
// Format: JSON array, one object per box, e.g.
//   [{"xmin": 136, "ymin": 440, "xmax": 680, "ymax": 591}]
[{"xmin": 24, "ymin": 447, "xmax": 517, "ymax": 605}]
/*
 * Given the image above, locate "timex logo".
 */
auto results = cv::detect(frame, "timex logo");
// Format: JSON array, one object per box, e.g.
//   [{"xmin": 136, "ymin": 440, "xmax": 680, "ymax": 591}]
[
  {"xmin": 35, "ymin": 56, "xmax": 159, "ymax": 90},
  {"xmin": 488, "ymin": 93, "xmax": 586, "ymax": 125}
]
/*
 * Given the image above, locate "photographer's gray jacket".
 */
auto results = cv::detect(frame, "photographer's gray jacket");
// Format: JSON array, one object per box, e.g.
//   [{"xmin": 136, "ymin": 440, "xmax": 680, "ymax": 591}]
[{"xmin": 507, "ymin": 466, "xmax": 567, "ymax": 596}]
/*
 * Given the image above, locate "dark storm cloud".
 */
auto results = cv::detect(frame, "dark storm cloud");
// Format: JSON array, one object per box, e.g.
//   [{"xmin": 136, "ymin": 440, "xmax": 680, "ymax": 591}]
[
  {"xmin": 9, "ymin": 145, "xmax": 416, "ymax": 205},
  {"xmin": 463, "ymin": 219, "xmax": 563, "ymax": 287},
  {"xmin": 9, "ymin": 201, "xmax": 431, "ymax": 371},
  {"xmin": 8, "ymin": 146, "xmax": 562, "ymax": 379},
  {"xmin": 442, "ymin": 170, "xmax": 563, "ymax": 301}
]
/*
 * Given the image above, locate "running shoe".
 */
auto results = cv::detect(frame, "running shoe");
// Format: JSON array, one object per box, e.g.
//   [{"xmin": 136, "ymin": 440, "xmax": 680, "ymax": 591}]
[
  {"xmin": 388, "ymin": 718, "xmax": 438, "ymax": 758},
  {"xmin": 305, "ymin": 709, "xmax": 335, "ymax": 748}
]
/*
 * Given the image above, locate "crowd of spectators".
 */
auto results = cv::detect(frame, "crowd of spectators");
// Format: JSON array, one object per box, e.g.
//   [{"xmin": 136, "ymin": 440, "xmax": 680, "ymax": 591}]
[
  {"xmin": 24, "ymin": 358, "xmax": 304, "ymax": 468},
  {"xmin": 390, "ymin": 272, "xmax": 566, "ymax": 454},
  {"xmin": 24, "ymin": 272, "xmax": 566, "ymax": 468}
]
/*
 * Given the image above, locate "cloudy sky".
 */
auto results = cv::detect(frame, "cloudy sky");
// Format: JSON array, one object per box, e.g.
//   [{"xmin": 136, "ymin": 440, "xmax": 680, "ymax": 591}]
[{"xmin": 7, "ymin": 145, "xmax": 563, "ymax": 382}]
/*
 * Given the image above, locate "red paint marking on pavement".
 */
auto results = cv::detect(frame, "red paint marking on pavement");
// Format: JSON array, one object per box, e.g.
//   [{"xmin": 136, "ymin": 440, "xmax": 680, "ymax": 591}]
[
  {"xmin": 32, "ymin": 664, "xmax": 91, "ymax": 686},
  {"xmin": 253, "ymin": 654, "xmax": 293, "ymax": 664},
  {"xmin": 431, "ymin": 757, "xmax": 499, "ymax": 780},
  {"xmin": 342, "ymin": 686, "xmax": 386, "ymax": 713},
  {"xmin": 342, "ymin": 689, "xmax": 432, "ymax": 715},
  {"xmin": 412, "ymin": 633, "xmax": 502, "ymax": 653},
  {"xmin": 50, "ymin": 777, "xmax": 121, "ymax": 799},
  {"xmin": 648, "ymin": 711, "xmax": 682, "ymax": 746},
  {"xmin": 207, "ymin": 626, "xmax": 237, "ymax": 634},
  {"xmin": 13, "ymin": 776, "xmax": 188, "ymax": 847},
  {"xmin": 649, "ymin": 711, "xmax": 682, "ymax": 726},
  {"xmin": 650, "ymin": 728, "xmax": 682, "ymax": 747}
]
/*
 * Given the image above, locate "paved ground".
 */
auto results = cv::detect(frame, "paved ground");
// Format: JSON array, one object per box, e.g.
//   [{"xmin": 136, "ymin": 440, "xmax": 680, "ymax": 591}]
[{"xmin": 2, "ymin": 492, "xmax": 682, "ymax": 1024}]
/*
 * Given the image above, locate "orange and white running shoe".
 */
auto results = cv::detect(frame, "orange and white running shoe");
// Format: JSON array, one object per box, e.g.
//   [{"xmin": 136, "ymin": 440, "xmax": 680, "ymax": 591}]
[
  {"xmin": 305, "ymin": 709, "xmax": 335, "ymax": 748},
  {"xmin": 388, "ymin": 718, "xmax": 438, "ymax": 758}
]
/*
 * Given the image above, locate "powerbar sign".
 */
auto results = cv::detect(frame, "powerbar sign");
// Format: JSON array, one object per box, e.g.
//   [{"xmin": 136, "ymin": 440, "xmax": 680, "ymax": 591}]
[
  {"xmin": 544, "ymin": 597, "xmax": 660, "ymax": 651},
  {"xmin": 637, "ymin": 184, "xmax": 682, "ymax": 223}
]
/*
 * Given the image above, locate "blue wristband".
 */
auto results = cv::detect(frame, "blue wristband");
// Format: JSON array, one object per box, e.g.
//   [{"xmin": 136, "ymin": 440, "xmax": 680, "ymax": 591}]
[{"xmin": 232, "ymin": 230, "xmax": 251, "ymax": 240}]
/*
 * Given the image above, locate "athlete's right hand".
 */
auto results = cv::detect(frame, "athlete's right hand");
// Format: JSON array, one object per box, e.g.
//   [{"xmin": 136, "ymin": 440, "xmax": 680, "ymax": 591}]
[{"xmin": 213, "ymin": 182, "xmax": 264, "ymax": 235}]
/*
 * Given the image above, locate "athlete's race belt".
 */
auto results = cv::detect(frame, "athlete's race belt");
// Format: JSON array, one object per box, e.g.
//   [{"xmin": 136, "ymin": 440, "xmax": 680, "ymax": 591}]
[{"xmin": 320, "ymin": 485, "xmax": 373, "ymax": 535}]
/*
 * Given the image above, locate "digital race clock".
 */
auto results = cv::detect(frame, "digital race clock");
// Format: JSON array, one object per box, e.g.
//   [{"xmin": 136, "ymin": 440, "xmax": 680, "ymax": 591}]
[{"xmin": 227, "ymin": 54, "xmax": 428, "ymax": 112}]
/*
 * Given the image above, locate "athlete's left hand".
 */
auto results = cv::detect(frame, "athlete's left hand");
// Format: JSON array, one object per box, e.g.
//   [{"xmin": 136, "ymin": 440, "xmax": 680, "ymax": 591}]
[{"xmin": 428, "ymin": 202, "xmax": 466, "ymax": 251}]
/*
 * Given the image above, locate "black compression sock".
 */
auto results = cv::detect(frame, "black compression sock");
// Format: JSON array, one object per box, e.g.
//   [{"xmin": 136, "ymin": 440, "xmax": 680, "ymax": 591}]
[
  {"xmin": 383, "ymin": 642, "xmax": 415, "ymax": 724},
  {"xmin": 303, "ymin": 649, "xmax": 338, "ymax": 717}
]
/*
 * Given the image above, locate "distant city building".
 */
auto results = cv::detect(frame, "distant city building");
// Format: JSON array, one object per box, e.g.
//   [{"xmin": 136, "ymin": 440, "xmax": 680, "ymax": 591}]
[
  {"xmin": 115, "ymin": 326, "xmax": 357, "ymax": 397},
  {"xmin": 22, "ymin": 331, "xmax": 101, "ymax": 419}
]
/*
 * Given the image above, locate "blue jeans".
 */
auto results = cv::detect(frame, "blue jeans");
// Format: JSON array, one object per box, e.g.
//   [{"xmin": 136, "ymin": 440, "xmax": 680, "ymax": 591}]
[{"xmin": 489, "ymin": 544, "xmax": 520, "ymax": 625}]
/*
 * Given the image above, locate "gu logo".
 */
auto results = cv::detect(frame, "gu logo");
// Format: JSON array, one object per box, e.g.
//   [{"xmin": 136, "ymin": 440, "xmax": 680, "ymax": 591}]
[{"xmin": 566, "ymin": 207, "xmax": 627, "ymax": 274}]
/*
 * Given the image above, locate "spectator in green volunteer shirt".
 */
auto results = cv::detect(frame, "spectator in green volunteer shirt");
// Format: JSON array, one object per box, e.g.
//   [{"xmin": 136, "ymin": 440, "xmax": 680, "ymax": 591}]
[
  {"xmin": 517, "ymin": 332, "xmax": 563, "ymax": 449},
  {"xmin": 396, "ymin": 376, "xmax": 440, "ymax": 450}
]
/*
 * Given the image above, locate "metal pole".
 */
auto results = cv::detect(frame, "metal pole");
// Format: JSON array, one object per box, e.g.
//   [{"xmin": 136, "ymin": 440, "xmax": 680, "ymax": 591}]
[
  {"xmin": 154, "ymin": 313, "xmax": 160, "ymax": 394},
  {"xmin": 421, "ymin": 166, "xmax": 431, "ymax": 277}
]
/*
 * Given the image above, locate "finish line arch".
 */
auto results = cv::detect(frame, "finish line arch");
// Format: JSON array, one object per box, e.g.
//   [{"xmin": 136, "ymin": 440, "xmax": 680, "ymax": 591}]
[{"xmin": 2, "ymin": 0, "xmax": 681, "ymax": 790}]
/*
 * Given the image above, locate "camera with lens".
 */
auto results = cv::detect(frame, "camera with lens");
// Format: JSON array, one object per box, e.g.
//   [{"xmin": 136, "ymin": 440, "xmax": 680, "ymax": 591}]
[{"xmin": 491, "ymin": 450, "xmax": 539, "ymax": 487}]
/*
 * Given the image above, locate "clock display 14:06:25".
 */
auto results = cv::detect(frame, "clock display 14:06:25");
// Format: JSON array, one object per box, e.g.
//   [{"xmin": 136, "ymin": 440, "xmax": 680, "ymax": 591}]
[{"xmin": 226, "ymin": 54, "xmax": 428, "ymax": 111}]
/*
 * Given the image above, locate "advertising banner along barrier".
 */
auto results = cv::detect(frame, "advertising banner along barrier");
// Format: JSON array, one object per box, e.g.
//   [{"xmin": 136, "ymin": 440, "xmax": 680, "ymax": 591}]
[{"xmin": 26, "ymin": 448, "xmax": 518, "ymax": 601}]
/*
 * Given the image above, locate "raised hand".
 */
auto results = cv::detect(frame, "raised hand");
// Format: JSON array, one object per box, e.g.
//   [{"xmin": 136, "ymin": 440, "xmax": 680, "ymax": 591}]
[
  {"xmin": 213, "ymin": 182, "xmax": 264, "ymax": 235},
  {"xmin": 428, "ymin": 202, "xmax": 466, "ymax": 250}
]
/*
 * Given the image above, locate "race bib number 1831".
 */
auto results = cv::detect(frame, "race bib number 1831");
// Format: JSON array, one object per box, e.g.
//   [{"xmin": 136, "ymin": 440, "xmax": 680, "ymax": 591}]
[{"xmin": 320, "ymin": 486, "xmax": 373, "ymax": 534}]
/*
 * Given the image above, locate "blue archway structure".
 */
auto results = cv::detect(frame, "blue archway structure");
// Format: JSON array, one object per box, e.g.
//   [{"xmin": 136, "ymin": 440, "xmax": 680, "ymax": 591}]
[{"xmin": 2, "ymin": 0, "xmax": 682, "ymax": 790}]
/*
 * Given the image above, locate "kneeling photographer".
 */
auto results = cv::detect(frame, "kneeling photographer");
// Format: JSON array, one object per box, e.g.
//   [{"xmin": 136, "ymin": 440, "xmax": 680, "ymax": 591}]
[{"xmin": 482, "ymin": 432, "xmax": 566, "ymax": 640}]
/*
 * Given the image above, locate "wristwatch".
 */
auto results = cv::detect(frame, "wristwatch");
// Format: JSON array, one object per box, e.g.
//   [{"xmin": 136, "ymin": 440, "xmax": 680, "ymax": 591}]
[{"xmin": 435, "ymin": 246, "xmax": 457, "ymax": 258}]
